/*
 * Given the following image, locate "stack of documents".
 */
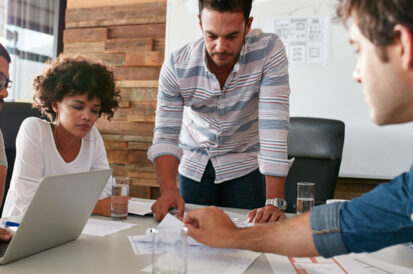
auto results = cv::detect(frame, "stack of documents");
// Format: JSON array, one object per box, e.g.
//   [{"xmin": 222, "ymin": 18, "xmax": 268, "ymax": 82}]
[
  {"xmin": 266, "ymin": 253, "xmax": 413, "ymax": 274},
  {"xmin": 128, "ymin": 214, "xmax": 260, "ymax": 274}
]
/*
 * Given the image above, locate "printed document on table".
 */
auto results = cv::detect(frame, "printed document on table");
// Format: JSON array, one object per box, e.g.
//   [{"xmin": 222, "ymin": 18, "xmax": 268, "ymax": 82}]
[
  {"xmin": 129, "ymin": 213, "xmax": 202, "ymax": 248},
  {"xmin": 141, "ymin": 247, "xmax": 260, "ymax": 274},
  {"xmin": 266, "ymin": 253, "xmax": 413, "ymax": 274},
  {"xmin": 82, "ymin": 218, "xmax": 136, "ymax": 237},
  {"xmin": 128, "ymin": 199, "xmax": 153, "ymax": 216},
  {"xmin": 129, "ymin": 213, "xmax": 261, "ymax": 274}
]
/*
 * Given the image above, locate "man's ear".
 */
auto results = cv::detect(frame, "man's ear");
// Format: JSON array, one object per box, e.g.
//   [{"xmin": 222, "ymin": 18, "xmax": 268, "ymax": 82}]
[
  {"xmin": 394, "ymin": 24, "xmax": 413, "ymax": 69},
  {"xmin": 245, "ymin": 17, "xmax": 253, "ymax": 36},
  {"xmin": 198, "ymin": 14, "xmax": 203, "ymax": 31}
]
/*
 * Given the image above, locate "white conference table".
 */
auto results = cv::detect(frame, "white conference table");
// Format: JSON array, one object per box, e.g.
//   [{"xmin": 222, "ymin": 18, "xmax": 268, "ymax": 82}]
[{"xmin": 0, "ymin": 199, "xmax": 412, "ymax": 273}]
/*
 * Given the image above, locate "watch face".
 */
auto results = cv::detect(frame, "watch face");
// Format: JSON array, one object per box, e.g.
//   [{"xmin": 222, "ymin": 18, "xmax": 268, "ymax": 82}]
[{"xmin": 277, "ymin": 200, "xmax": 284, "ymax": 207}]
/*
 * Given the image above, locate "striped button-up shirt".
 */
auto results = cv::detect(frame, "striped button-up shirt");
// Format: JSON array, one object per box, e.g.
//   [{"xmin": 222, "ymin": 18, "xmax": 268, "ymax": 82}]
[{"xmin": 148, "ymin": 29, "xmax": 292, "ymax": 183}]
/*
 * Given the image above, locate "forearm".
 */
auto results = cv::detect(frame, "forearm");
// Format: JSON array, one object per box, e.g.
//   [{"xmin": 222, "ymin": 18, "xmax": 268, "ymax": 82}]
[
  {"xmin": 265, "ymin": 175, "xmax": 285, "ymax": 199},
  {"xmin": 154, "ymin": 155, "xmax": 179, "ymax": 192},
  {"xmin": 152, "ymin": 155, "xmax": 185, "ymax": 221},
  {"xmin": 232, "ymin": 213, "xmax": 318, "ymax": 257},
  {"xmin": 92, "ymin": 197, "xmax": 111, "ymax": 216}
]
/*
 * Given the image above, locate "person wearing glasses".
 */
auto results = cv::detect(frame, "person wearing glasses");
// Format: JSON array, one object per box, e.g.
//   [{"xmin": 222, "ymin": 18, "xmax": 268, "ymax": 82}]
[{"xmin": 0, "ymin": 43, "xmax": 13, "ymax": 241}]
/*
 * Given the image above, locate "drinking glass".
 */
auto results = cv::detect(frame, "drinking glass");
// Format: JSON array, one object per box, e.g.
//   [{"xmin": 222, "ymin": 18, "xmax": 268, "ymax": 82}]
[
  {"xmin": 297, "ymin": 182, "xmax": 315, "ymax": 215},
  {"xmin": 111, "ymin": 176, "xmax": 130, "ymax": 220},
  {"xmin": 152, "ymin": 226, "xmax": 187, "ymax": 274}
]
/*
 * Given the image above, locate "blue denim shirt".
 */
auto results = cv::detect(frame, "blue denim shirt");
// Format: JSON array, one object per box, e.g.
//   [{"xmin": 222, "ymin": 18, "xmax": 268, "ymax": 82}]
[{"xmin": 310, "ymin": 165, "xmax": 413, "ymax": 258}]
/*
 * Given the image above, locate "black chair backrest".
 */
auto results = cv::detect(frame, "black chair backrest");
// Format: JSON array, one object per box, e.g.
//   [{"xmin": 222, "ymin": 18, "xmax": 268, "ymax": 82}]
[
  {"xmin": 284, "ymin": 117, "xmax": 345, "ymax": 213},
  {"xmin": 0, "ymin": 102, "xmax": 43, "ymax": 214}
]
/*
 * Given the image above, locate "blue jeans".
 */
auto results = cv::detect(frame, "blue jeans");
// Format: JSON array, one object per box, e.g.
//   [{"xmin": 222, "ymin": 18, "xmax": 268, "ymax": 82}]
[
  {"xmin": 179, "ymin": 161, "xmax": 265, "ymax": 209},
  {"xmin": 311, "ymin": 165, "xmax": 413, "ymax": 258}
]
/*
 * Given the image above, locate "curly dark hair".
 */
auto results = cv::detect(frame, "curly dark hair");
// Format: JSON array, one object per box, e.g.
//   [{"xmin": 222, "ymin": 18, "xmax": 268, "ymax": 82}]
[{"xmin": 33, "ymin": 55, "xmax": 120, "ymax": 121}]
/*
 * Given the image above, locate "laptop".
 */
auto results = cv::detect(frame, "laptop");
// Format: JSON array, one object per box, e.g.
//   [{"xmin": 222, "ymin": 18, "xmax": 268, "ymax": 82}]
[{"xmin": 0, "ymin": 168, "xmax": 112, "ymax": 264}]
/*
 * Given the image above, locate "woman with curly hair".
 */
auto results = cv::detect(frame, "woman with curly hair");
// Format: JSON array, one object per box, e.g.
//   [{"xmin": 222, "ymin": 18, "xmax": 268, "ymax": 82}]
[{"xmin": 2, "ymin": 55, "xmax": 120, "ymax": 218}]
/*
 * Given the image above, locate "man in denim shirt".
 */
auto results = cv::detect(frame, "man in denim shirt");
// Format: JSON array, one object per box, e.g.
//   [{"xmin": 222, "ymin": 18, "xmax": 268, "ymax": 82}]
[{"xmin": 183, "ymin": 0, "xmax": 413, "ymax": 257}]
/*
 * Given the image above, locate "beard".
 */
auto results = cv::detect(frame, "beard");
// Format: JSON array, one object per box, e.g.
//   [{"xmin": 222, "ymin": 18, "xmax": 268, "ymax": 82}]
[
  {"xmin": 208, "ymin": 37, "xmax": 245, "ymax": 67},
  {"xmin": 209, "ymin": 51, "xmax": 235, "ymax": 67}
]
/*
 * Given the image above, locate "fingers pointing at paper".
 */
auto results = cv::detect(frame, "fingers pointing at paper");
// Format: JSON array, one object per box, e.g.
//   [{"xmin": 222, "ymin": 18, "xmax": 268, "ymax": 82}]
[
  {"xmin": 184, "ymin": 206, "xmax": 238, "ymax": 248},
  {"xmin": 151, "ymin": 189, "xmax": 185, "ymax": 222}
]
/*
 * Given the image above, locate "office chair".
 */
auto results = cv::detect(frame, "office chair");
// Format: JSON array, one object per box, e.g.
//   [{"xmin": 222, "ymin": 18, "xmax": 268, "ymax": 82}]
[
  {"xmin": 284, "ymin": 117, "xmax": 345, "ymax": 213},
  {"xmin": 0, "ymin": 102, "xmax": 43, "ymax": 215}
]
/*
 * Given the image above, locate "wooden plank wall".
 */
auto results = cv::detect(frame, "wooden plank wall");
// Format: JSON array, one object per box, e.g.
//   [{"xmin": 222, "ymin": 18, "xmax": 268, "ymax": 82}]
[{"xmin": 64, "ymin": 0, "xmax": 167, "ymax": 198}]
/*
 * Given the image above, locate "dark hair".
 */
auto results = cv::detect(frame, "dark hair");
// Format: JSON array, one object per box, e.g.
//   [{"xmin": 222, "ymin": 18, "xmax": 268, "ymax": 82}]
[
  {"xmin": 198, "ymin": 0, "xmax": 253, "ymax": 23},
  {"xmin": 0, "ymin": 43, "xmax": 11, "ymax": 63},
  {"xmin": 337, "ymin": 0, "xmax": 413, "ymax": 47},
  {"xmin": 33, "ymin": 55, "xmax": 120, "ymax": 121}
]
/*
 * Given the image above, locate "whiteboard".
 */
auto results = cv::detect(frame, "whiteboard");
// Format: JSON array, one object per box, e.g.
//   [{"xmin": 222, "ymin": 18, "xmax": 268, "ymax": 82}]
[{"xmin": 165, "ymin": 0, "xmax": 413, "ymax": 179}]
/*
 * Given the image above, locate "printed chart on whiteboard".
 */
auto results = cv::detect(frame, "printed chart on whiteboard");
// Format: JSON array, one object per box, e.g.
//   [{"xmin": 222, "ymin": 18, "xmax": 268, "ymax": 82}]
[{"xmin": 273, "ymin": 17, "xmax": 332, "ymax": 66}]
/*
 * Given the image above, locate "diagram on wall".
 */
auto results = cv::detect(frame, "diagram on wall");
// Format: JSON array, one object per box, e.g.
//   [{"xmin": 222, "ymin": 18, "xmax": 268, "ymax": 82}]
[{"xmin": 273, "ymin": 16, "xmax": 332, "ymax": 66}]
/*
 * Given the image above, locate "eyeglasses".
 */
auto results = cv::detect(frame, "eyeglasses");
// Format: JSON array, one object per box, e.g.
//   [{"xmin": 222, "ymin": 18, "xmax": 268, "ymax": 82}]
[{"xmin": 0, "ymin": 72, "xmax": 12, "ymax": 90}]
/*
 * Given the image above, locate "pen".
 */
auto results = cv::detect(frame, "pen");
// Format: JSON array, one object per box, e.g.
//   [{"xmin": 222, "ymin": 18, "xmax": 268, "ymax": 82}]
[{"xmin": 1, "ymin": 221, "xmax": 19, "ymax": 227}]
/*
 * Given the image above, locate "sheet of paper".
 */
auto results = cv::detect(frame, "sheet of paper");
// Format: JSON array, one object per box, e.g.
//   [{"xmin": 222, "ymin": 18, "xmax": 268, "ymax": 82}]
[
  {"xmin": 128, "ymin": 199, "xmax": 153, "ymax": 216},
  {"xmin": 129, "ymin": 213, "xmax": 260, "ymax": 274},
  {"xmin": 128, "ymin": 213, "xmax": 201, "ymax": 248},
  {"xmin": 338, "ymin": 254, "xmax": 413, "ymax": 274},
  {"xmin": 81, "ymin": 218, "xmax": 136, "ymax": 237},
  {"xmin": 266, "ymin": 253, "xmax": 413, "ymax": 274},
  {"xmin": 141, "ymin": 247, "xmax": 260, "ymax": 274},
  {"xmin": 232, "ymin": 217, "xmax": 253, "ymax": 228},
  {"xmin": 271, "ymin": 16, "xmax": 332, "ymax": 66}
]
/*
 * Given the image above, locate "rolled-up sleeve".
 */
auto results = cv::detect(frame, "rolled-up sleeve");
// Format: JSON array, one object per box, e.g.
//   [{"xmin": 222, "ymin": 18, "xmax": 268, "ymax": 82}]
[
  {"xmin": 310, "ymin": 202, "xmax": 349, "ymax": 258},
  {"xmin": 147, "ymin": 54, "xmax": 184, "ymax": 162},
  {"xmin": 258, "ymin": 36, "xmax": 293, "ymax": 177},
  {"xmin": 339, "ymin": 170, "xmax": 413, "ymax": 253}
]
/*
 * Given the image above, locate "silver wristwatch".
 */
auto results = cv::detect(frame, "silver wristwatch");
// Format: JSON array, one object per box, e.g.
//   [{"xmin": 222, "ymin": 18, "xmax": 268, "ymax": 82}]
[{"xmin": 265, "ymin": 198, "xmax": 287, "ymax": 211}]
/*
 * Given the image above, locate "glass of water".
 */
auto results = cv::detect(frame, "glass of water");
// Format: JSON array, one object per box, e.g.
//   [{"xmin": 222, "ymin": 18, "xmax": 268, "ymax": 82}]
[
  {"xmin": 297, "ymin": 182, "xmax": 315, "ymax": 215},
  {"xmin": 152, "ymin": 226, "xmax": 187, "ymax": 274},
  {"xmin": 111, "ymin": 176, "xmax": 130, "ymax": 220}
]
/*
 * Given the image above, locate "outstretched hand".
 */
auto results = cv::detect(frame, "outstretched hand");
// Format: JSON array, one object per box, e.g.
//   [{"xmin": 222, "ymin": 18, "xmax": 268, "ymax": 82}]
[{"xmin": 151, "ymin": 189, "xmax": 185, "ymax": 222}]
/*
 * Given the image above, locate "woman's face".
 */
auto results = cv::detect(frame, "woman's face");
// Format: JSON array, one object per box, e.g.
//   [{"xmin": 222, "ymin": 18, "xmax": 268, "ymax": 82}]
[{"xmin": 52, "ymin": 93, "xmax": 101, "ymax": 138}]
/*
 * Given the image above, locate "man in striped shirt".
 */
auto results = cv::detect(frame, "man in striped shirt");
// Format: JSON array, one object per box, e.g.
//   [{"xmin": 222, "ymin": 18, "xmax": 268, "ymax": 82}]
[{"xmin": 148, "ymin": 0, "xmax": 292, "ymax": 222}]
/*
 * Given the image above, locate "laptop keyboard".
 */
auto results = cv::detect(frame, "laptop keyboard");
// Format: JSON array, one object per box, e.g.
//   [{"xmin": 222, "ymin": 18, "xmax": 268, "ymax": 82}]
[{"xmin": 0, "ymin": 240, "xmax": 10, "ymax": 257}]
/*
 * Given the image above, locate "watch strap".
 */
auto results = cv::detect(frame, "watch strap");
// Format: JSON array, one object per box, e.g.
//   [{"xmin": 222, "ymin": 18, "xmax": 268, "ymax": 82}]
[{"xmin": 265, "ymin": 198, "xmax": 287, "ymax": 211}]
